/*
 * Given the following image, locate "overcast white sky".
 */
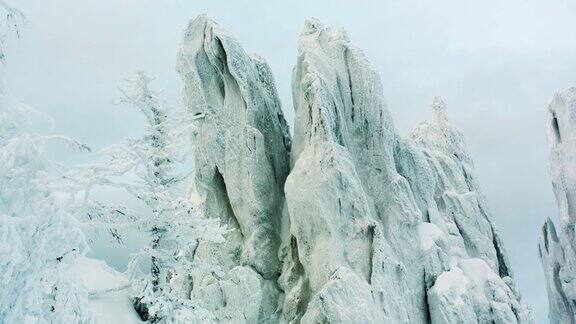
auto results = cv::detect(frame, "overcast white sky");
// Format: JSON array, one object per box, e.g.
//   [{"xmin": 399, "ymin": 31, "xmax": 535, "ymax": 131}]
[{"xmin": 6, "ymin": 0, "xmax": 576, "ymax": 321}]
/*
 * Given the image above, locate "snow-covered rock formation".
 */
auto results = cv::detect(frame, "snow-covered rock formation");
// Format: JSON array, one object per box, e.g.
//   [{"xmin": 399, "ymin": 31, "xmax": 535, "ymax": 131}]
[
  {"xmin": 176, "ymin": 15, "xmax": 291, "ymax": 323},
  {"xmin": 407, "ymin": 97, "xmax": 531, "ymax": 323},
  {"xmin": 176, "ymin": 15, "xmax": 531, "ymax": 323},
  {"xmin": 281, "ymin": 18, "xmax": 531, "ymax": 323},
  {"xmin": 539, "ymin": 87, "xmax": 576, "ymax": 324}
]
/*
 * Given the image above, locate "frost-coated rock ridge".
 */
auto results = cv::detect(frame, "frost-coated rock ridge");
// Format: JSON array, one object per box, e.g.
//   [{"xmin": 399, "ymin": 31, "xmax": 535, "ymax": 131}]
[
  {"xmin": 177, "ymin": 15, "xmax": 532, "ymax": 323},
  {"xmin": 539, "ymin": 87, "xmax": 576, "ymax": 324},
  {"xmin": 176, "ymin": 14, "xmax": 291, "ymax": 323}
]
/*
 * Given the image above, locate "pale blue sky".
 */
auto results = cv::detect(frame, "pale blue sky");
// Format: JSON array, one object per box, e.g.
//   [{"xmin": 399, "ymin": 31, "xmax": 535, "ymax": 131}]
[{"xmin": 6, "ymin": 1, "xmax": 576, "ymax": 322}]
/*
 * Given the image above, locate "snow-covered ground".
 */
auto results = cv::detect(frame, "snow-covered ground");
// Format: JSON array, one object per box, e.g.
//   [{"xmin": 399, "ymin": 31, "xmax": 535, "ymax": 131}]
[{"xmin": 74, "ymin": 258, "xmax": 143, "ymax": 324}]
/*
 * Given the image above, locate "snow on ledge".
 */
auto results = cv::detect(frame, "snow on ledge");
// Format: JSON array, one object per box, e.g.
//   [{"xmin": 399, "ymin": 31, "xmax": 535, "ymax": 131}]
[{"xmin": 74, "ymin": 257, "xmax": 143, "ymax": 324}]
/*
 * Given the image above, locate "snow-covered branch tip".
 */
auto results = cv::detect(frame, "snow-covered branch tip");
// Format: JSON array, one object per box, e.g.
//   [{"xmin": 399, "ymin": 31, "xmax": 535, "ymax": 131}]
[
  {"xmin": 0, "ymin": 1, "xmax": 25, "ymax": 59},
  {"xmin": 88, "ymin": 283, "xmax": 131, "ymax": 298},
  {"xmin": 44, "ymin": 135, "xmax": 91, "ymax": 152}
]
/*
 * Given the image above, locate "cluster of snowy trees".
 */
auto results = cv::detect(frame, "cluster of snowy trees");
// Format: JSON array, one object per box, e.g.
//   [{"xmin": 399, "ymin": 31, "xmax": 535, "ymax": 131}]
[
  {"xmin": 0, "ymin": 4, "xmax": 224, "ymax": 323},
  {"xmin": 63, "ymin": 71, "xmax": 225, "ymax": 322},
  {"xmin": 0, "ymin": 4, "xmax": 92, "ymax": 323}
]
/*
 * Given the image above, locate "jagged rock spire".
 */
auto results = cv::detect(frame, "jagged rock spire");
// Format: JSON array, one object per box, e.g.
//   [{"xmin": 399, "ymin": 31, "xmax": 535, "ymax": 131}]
[
  {"xmin": 176, "ymin": 15, "xmax": 532, "ymax": 324},
  {"xmin": 403, "ymin": 97, "xmax": 532, "ymax": 323},
  {"xmin": 176, "ymin": 14, "xmax": 290, "ymax": 323},
  {"xmin": 539, "ymin": 87, "xmax": 576, "ymax": 324},
  {"xmin": 283, "ymin": 18, "xmax": 531, "ymax": 323},
  {"xmin": 432, "ymin": 96, "xmax": 449, "ymax": 125},
  {"xmin": 412, "ymin": 96, "xmax": 472, "ymax": 165}
]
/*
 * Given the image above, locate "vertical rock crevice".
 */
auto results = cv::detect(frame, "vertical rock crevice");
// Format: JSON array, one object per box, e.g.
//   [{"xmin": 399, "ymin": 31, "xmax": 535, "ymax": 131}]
[{"xmin": 213, "ymin": 167, "xmax": 243, "ymax": 241}]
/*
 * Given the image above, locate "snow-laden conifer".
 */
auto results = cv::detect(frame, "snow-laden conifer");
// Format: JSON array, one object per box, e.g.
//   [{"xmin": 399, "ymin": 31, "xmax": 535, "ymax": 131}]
[
  {"xmin": 64, "ymin": 71, "xmax": 224, "ymax": 323},
  {"xmin": 0, "ymin": 3, "xmax": 93, "ymax": 322}
]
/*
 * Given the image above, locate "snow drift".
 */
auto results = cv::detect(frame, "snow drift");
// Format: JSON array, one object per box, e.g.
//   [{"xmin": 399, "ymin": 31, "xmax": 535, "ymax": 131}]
[{"xmin": 75, "ymin": 258, "xmax": 143, "ymax": 324}]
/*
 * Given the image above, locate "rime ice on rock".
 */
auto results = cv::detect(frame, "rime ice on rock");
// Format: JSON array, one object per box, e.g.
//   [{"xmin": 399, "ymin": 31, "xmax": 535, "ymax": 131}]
[
  {"xmin": 282, "ymin": 17, "xmax": 421, "ymax": 323},
  {"xmin": 539, "ymin": 87, "xmax": 576, "ymax": 324},
  {"xmin": 407, "ymin": 98, "xmax": 532, "ymax": 323},
  {"xmin": 176, "ymin": 14, "xmax": 532, "ymax": 324},
  {"xmin": 282, "ymin": 18, "xmax": 532, "ymax": 323},
  {"xmin": 176, "ymin": 15, "xmax": 291, "ymax": 323}
]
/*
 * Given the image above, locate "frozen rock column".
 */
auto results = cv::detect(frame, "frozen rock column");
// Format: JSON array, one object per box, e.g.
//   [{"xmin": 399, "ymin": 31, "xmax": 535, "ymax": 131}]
[
  {"xmin": 406, "ymin": 97, "xmax": 533, "ymax": 323},
  {"xmin": 282, "ymin": 18, "xmax": 428, "ymax": 323},
  {"xmin": 175, "ymin": 14, "xmax": 532, "ymax": 324},
  {"xmin": 176, "ymin": 15, "xmax": 291, "ymax": 323},
  {"xmin": 539, "ymin": 87, "xmax": 576, "ymax": 324},
  {"xmin": 281, "ymin": 18, "xmax": 532, "ymax": 324}
]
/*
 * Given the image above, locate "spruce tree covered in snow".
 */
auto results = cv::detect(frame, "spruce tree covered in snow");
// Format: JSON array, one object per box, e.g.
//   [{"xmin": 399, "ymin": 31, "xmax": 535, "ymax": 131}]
[
  {"xmin": 0, "ymin": 3, "xmax": 93, "ymax": 323},
  {"xmin": 64, "ymin": 71, "xmax": 224, "ymax": 323},
  {"xmin": 0, "ymin": 124, "xmax": 92, "ymax": 324}
]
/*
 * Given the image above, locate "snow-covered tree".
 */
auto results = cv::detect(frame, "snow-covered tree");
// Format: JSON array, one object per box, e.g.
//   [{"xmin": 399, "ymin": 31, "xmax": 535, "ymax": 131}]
[
  {"xmin": 0, "ymin": 1, "xmax": 23, "ymax": 62},
  {"xmin": 0, "ymin": 128, "xmax": 92, "ymax": 323},
  {"xmin": 0, "ymin": 4, "xmax": 93, "ymax": 323},
  {"xmin": 64, "ymin": 71, "xmax": 224, "ymax": 323}
]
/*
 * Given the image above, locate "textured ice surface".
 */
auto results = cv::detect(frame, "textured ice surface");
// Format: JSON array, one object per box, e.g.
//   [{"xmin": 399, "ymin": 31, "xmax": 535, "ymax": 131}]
[
  {"xmin": 282, "ymin": 18, "xmax": 531, "ymax": 324},
  {"xmin": 176, "ymin": 14, "xmax": 291, "ymax": 323},
  {"xmin": 539, "ymin": 87, "xmax": 576, "ymax": 324},
  {"xmin": 176, "ymin": 15, "xmax": 531, "ymax": 323}
]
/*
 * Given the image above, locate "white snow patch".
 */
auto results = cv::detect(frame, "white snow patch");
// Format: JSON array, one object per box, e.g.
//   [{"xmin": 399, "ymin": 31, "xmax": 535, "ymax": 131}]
[
  {"xmin": 417, "ymin": 222, "xmax": 444, "ymax": 250},
  {"xmin": 189, "ymin": 189, "xmax": 204, "ymax": 207},
  {"xmin": 460, "ymin": 258, "xmax": 498, "ymax": 288},
  {"xmin": 432, "ymin": 258, "xmax": 505, "ymax": 310},
  {"xmin": 74, "ymin": 257, "xmax": 143, "ymax": 324},
  {"xmin": 432, "ymin": 267, "xmax": 469, "ymax": 296}
]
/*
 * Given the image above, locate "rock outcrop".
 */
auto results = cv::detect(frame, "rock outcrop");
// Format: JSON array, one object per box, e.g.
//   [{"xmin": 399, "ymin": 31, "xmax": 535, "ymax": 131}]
[
  {"xmin": 177, "ymin": 15, "xmax": 531, "ymax": 324},
  {"xmin": 281, "ymin": 18, "xmax": 531, "ymax": 324},
  {"xmin": 176, "ymin": 15, "xmax": 291, "ymax": 323},
  {"xmin": 407, "ymin": 97, "xmax": 531, "ymax": 323},
  {"xmin": 539, "ymin": 87, "xmax": 576, "ymax": 324}
]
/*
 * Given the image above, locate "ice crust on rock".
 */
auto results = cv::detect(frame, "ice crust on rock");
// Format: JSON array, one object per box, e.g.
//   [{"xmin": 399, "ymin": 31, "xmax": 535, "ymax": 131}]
[
  {"xmin": 176, "ymin": 14, "xmax": 291, "ymax": 323},
  {"xmin": 539, "ymin": 87, "xmax": 576, "ymax": 324},
  {"xmin": 283, "ymin": 18, "xmax": 531, "ymax": 323},
  {"xmin": 283, "ymin": 18, "xmax": 420, "ymax": 323},
  {"xmin": 176, "ymin": 15, "xmax": 531, "ymax": 324},
  {"xmin": 280, "ymin": 19, "xmax": 531, "ymax": 323}
]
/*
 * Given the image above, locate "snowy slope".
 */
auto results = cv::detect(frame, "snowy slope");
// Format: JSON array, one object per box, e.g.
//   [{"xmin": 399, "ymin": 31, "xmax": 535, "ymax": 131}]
[{"xmin": 74, "ymin": 258, "xmax": 143, "ymax": 324}]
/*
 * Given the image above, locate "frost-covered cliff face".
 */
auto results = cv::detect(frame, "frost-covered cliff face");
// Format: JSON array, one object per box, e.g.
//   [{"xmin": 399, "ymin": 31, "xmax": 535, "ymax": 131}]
[
  {"xmin": 407, "ymin": 97, "xmax": 531, "ymax": 323},
  {"xmin": 176, "ymin": 15, "xmax": 531, "ymax": 324},
  {"xmin": 539, "ymin": 87, "xmax": 576, "ymax": 324},
  {"xmin": 282, "ymin": 18, "xmax": 531, "ymax": 324},
  {"xmin": 176, "ymin": 15, "xmax": 291, "ymax": 323}
]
